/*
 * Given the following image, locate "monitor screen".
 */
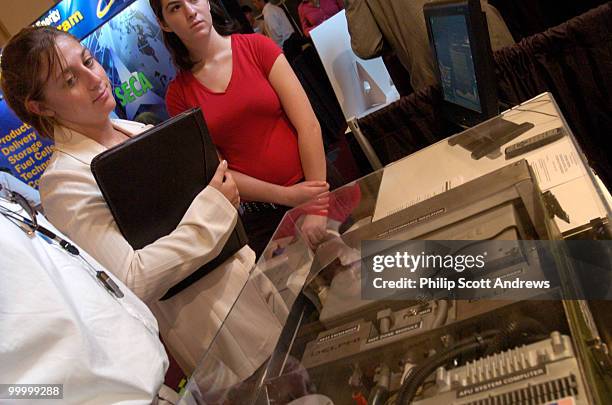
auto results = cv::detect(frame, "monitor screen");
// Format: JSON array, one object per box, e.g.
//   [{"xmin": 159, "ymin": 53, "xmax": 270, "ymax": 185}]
[{"xmin": 429, "ymin": 11, "xmax": 482, "ymax": 113}]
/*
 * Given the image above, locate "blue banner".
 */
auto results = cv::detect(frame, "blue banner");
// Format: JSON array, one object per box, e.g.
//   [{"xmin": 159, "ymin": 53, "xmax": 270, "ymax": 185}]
[
  {"xmin": 1, "ymin": 0, "xmax": 173, "ymax": 189},
  {"xmin": 82, "ymin": 0, "xmax": 176, "ymax": 120},
  {"xmin": 33, "ymin": 0, "xmax": 137, "ymax": 40},
  {"xmin": 0, "ymin": 91, "xmax": 54, "ymax": 188}
]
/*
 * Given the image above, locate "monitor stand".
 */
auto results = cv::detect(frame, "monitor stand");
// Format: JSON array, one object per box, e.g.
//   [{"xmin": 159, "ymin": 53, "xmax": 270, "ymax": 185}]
[{"xmin": 448, "ymin": 117, "xmax": 534, "ymax": 160}]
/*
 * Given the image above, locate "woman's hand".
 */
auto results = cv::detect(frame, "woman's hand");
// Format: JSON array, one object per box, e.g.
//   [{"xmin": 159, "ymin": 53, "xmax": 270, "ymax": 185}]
[
  {"xmin": 300, "ymin": 214, "xmax": 329, "ymax": 249},
  {"xmin": 209, "ymin": 160, "xmax": 240, "ymax": 208},
  {"xmin": 283, "ymin": 181, "xmax": 329, "ymax": 207}
]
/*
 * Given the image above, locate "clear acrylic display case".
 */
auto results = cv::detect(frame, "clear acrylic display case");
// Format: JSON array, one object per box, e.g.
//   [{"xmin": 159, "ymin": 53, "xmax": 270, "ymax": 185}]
[{"xmin": 180, "ymin": 93, "xmax": 612, "ymax": 405}]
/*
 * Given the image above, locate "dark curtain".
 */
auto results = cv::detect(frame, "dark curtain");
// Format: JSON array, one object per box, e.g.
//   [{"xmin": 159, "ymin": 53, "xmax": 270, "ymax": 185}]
[
  {"xmin": 490, "ymin": 0, "xmax": 610, "ymax": 40},
  {"xmin": 494, "ymin": 2, "xmax": 612, "ymax": 188},
  {"xmin": 356, "ymin": 86, "xmax": 459, "ymax": 165},
  {"xmin": 288, "ymin": 45, "xmax": 347, "ymax": 149}
]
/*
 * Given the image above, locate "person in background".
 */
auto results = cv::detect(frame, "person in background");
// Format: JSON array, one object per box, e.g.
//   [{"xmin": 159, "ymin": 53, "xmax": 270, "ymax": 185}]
[
  {"xmin": 298, "ymin": 0, "xmax": 343, "ymax": 37},
  {"xmin": 151, "ymin": 0, "xmax": 329, "ymax": 255},
  {"xmin": 344, "ymin": 0, "xmax": 514, "ymax": 91},
  {"xmin": 0, "ymin": 167, "xmax": 42, "ymax": 211},
  {"xmin": 241, "ymin": 4, "xmax": 265, "ymax": 34},
  {"xmin": 252, "ymin": 0, "xmax": 296, "ymax": 47},
  {"xmin": 0, "ymin": 26, "xmax": 283, "ymax": 381},
  {"xmin": 0, "ymin": 193, "xmax": 179, "ymax": 404}
]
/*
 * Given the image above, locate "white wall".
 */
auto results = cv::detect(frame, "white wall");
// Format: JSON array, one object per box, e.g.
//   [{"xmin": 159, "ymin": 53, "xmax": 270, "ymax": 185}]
[
  {"xmin": 0, "ymin": 0, "xmax": 57, "ymax": 47},
  {"xmin": 310, "ymin": 10, "xmax": 399, "ymax": 120}
]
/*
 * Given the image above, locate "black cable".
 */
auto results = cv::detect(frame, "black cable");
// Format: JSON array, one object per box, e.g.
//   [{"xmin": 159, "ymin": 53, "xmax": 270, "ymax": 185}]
[
  {"xmin": 368, "ymin": 385, "xmax": 389, "ymax": 405},
  {"xmin": 0, "ymin": 206, "xmax": 79, "ymax": 255},
  {"xmin": 483, "ymin": 317, "xmax": 547, "ymax": 356},
  {"xmin": 498, "ymin": 100, "xmax": 513, "ymax": 110},
  {"xmin": 396, "ymin": 318, "xmax": 545, "ymax": 404},
  {"xmin": 0, "ymin": 197, "xmax": 123, "ymax": 298},
  {"xmin": 396, "ymin": 334, "xmax": 496, "ymax": 404}
]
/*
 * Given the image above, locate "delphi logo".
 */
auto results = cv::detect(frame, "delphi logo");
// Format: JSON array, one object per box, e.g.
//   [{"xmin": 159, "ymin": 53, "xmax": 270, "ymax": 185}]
[{"xmin": 97, "ymin": 0, "xmax": 116, "ymax": 18}]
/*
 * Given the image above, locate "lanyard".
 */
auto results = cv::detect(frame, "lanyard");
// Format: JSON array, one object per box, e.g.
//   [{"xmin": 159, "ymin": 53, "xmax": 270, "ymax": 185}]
[
  {"xmin": 1, "ymin": 198, "xmax": 160, "ymax": 336},
  {"xmin": 0, "ymin": 205, "xmax": 124, "ymax": 298}
]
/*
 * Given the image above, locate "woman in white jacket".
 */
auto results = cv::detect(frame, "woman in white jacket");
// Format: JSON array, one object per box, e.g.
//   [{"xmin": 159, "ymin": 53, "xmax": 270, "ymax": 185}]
[{"xmin": 0, "ymin": 26, "xmax": 283, "ymax": 386}]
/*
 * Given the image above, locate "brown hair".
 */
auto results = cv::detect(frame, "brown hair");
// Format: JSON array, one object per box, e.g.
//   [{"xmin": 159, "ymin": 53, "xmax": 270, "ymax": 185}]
[
  {"xmin": 149, "ymin": 0, "xmax": 239, "ymax": 71},
  {"xmin": 0, "ymin": 26, "xmax": 76, "ymax": 139}
]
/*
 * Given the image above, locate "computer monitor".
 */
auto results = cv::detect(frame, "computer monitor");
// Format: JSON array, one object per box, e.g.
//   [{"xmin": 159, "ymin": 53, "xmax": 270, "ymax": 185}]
[{"xmin": 424, "ymin": 0, "xmax": 498, "ymax": 127}]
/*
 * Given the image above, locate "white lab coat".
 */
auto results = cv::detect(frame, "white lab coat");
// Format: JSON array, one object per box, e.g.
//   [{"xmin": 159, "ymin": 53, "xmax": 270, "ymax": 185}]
[
  {"xmin": 0, "ymin": 199, "xmax": 169, "ymax": 404},
  {"xmin": 39, "ymin": 120, "xmax": 283, "ymax": 382}
]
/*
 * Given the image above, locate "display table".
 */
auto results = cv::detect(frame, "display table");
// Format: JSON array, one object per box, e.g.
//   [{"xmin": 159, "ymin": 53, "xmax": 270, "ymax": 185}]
[{"xmin": 179, "ymin": 93, "xmax": 611, "ymax": 405}]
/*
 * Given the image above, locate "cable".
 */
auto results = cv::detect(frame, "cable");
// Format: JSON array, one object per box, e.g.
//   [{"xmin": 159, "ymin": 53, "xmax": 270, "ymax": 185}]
[
  {"xmin": 498, "ymin": 100, "xmax": 513, "ymax": 110},
  {"xmin": 510, "ymin": 108, "xmax": 559, "ymax": 118},
  {"xmin": 483, "ymin": 317, "xmax": 547, "ymax": 356},
  {"xmin": 450, "ymin": 225, "xmax": 520, "ymax": 257},
  {"xmin": 0, "ymin": 196, "xmax": 124, "ymax": 298},
  {"xmin": 499, "ymin": 98, "xmax": 550, "ymax": 109},
  {"xmin": 0, "ymin": 203, "xmax": 79, "ymax": 255},
  {"xmin": 396, "ymin": 317, "xmax": 545, "ymax": 404},
  {"xmin": 500, "ymin": 98, "xmax": 559, "ymax": 118},
  {"xmin": 431, "ymin": 299, "xmax": 449, "ymax": 329},
  {"xmin": 429, "ymin": 225, "xmax": 520, "ymax": 279},
  {"xmin": 396, "ymin": 331, "xmax": 498, "ymax": 404},
  {"xmin": 368, "ymin": 386, "xmax": 389, "ymax": 405},
  {"xmin": 368, "ymin": 363, "xmax": 390, "ymax": 405},
  {"xmin": 383, "ymin": 393, "xmax": 397, "ymax": 405}
]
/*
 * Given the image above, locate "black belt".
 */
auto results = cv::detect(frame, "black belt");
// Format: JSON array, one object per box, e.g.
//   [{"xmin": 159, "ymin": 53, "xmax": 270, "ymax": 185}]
[{"xmin": 240, "ymin": 201, "xmax": 283, "ymax": 214}]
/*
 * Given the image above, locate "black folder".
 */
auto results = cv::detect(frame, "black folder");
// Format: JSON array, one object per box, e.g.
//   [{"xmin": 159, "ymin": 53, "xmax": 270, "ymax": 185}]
[{"xmin": 91, "ymin": 108, "xmax": 248, "ymax": 300}]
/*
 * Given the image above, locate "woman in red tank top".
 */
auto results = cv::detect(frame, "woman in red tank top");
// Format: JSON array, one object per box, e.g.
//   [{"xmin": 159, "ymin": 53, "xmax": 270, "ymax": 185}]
[{"xmin": 149, "ymin": 0, "xmax": 330, "ymax": 254}]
